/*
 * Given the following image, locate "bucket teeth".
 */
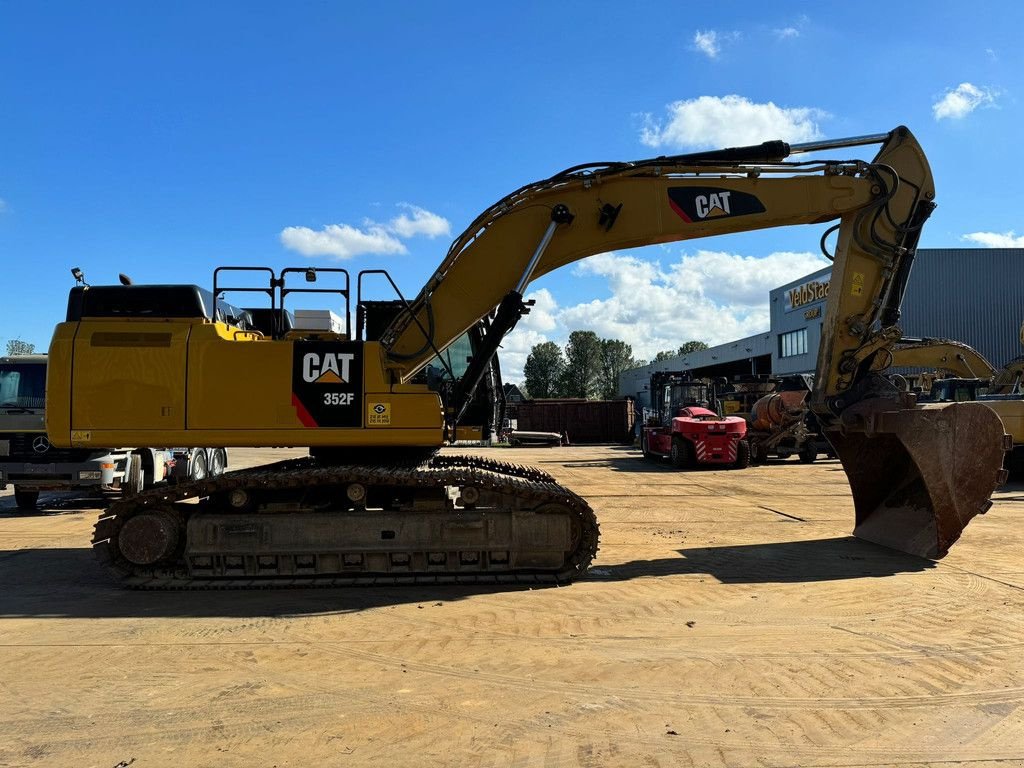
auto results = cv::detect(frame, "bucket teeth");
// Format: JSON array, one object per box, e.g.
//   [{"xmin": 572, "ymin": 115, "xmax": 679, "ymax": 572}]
[{"xmin": 829, "ymin": 401, "xmax": 1007, "ymax": 559}]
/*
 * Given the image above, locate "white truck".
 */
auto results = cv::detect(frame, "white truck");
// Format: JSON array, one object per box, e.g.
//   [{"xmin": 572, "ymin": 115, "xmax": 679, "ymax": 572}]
[{"xmin": 0, "ymin": 354, "xmax": 227, "ymax": 510}]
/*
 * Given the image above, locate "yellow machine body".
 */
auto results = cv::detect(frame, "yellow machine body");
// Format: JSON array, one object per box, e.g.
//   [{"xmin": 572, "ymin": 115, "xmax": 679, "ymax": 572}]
[{"xmin": 48, "ymin": 320, "xmax": 443, "ymax": 449}]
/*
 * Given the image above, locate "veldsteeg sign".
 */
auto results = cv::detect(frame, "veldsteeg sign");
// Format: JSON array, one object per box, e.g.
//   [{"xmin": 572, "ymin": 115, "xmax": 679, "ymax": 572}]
[{"xmin": 784, "ymin": 278, "xmax": 830, "ymax": 312}]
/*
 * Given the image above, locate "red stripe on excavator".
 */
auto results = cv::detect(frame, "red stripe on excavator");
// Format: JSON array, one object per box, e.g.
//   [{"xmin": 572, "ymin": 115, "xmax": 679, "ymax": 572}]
[
  {"xmin": 291, "ymin": 393, "xmax": 318, "ymax": 428},
  {"xmin": 669, "ymin": 199, "xmax": 692, "ymax": 223}
]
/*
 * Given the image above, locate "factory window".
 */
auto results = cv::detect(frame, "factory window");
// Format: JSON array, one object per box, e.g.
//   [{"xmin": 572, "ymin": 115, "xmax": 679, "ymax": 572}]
[{"xmin": 779, "ymin": 328, "xmax": 808, "ymax": 358}]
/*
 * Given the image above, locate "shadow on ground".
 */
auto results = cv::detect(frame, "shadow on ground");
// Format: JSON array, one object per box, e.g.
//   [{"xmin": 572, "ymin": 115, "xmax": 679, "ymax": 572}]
[
  {"xmin": 0, "ymin": 536, "xmax": 932, "ymax": 619},
  {"xmin": 0, "ymin": 492, "xmax": 109, "ymax": 517},
  {"xmin": 594, "ymin": 536, "xmax": 934, "ymax": 584},
  {"xmin": 0, "ymin": 546, "xmax": 545, "ymax": 620},
  {"xmin": 555, "ymin": 445, "xmax": 843, "ymax": 474},
  {"xmin": 994, "ymin": 477, "xmax": 1024, "ymax": 501}
]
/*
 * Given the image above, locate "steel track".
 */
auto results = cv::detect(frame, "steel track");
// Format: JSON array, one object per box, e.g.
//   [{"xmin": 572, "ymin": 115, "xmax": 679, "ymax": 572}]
[{"xmin": 92, "ymin": 454, "xmax": 599, "ymax": 589}]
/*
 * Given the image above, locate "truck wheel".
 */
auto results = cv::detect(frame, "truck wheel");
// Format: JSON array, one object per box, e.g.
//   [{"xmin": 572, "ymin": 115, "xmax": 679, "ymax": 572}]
[
  {"xmin": 733, "ymin": 440, "xmax": 751, "ymax": 469},
  {"xmin": 749, "ymin": 440, "xmax": 767, "ymax": 465},
  {"xmin": 210, "ymin": 448, "xmax": 228, "ymax": 476},
  {"xmin": 122, "ymin": 454, "xmax": 144, "ymax": 497},
  {"xmin": 669, "ymin": 436, "xmax": 692, "ymax": 469},
  {"xmin": 14, "ymin": 488, "xmax": 39, "ymax": 510},
  {"xmin": 190, "ymin": 449, "xmax": 209, "ymax": 481},
  {"xmin": 798, "ymin": 446, "xmax": 818, "ymax": 464}
]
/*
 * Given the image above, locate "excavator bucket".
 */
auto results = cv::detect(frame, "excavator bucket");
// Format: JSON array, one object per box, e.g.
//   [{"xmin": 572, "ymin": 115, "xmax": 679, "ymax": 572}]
[{"xmin": 827, "ymin": 401, "xmax": 1009, "ymax": 559}]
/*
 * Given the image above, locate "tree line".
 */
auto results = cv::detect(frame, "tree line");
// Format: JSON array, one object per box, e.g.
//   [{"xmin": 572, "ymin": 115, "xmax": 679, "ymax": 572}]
[
  {"xmin": 6, "ymin": 339, "xmax": 35, "ymax": 356},
  {"xmin": 522, "ymin": 332, "xmax": 708, "ymax": 400}
]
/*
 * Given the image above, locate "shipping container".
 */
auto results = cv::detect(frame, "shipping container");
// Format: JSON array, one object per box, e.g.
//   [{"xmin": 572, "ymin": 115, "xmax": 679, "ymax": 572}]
[{"xmin": 514, "ymin": 398, "xmax": 636, "ymax": 444}]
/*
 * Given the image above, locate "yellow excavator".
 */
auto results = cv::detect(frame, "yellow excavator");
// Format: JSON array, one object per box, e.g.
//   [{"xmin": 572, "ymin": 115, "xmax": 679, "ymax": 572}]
[
  {"xmin": 47, "ymin": 126, "xmax": 1009, "ymax": 587},
  {"xmin": 890, "ymin": 336, "xmax": 1024, "ymax": 473}
]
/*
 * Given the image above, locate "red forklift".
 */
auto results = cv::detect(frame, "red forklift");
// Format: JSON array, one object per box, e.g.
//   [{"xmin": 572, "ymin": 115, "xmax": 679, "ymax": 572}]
[{"xmin": 641, "ymin": 372, "xmax": 749, "ymax": 469}]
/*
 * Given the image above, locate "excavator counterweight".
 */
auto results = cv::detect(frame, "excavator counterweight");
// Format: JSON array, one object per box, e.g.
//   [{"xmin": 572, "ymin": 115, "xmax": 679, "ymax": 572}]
[{"xmin": 46, "ymin": 125, "xmax": 1008, "ymax": 587}]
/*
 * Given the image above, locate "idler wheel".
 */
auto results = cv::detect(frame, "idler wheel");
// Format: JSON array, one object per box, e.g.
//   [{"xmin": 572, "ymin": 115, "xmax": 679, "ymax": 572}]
[{"xmin": 118, "ymin": 510, "xmax": 180, "ymax": 566}]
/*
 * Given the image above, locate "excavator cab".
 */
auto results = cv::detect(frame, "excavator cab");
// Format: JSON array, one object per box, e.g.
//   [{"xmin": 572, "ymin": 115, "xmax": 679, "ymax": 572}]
[{"xmin": 925, "ymin": 378, "xmax": 986, "ymax": 403}]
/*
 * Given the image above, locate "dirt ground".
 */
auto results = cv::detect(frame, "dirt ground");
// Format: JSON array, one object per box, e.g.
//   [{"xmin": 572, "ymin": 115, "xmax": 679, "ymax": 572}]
[{"xmin": 1, "ymin": 445, "xmax": 1023, "ymax": 768}]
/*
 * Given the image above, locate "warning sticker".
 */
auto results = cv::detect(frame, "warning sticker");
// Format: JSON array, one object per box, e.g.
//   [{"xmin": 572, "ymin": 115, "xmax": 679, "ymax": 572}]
[
  {"xmin": 851, "ymin": 271, "xmax": 866, "ymax": 297},
  {"xmin": 367, "ymin": 401, "xmax": 391, "ymax": 426},
  {"xmin": 71, "ymin": 431, "xmax": 92, "ymax": 443}
]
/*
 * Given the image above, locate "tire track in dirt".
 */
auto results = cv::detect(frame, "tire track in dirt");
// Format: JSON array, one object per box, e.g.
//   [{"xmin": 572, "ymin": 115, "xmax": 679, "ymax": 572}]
[
  {"xmin": 9, "ymin": 648, "xmax": 1020, "ymax": 768},
  {"xmin": 304, "ymin": 641, "xmax": 1024, "ymax": 711}
]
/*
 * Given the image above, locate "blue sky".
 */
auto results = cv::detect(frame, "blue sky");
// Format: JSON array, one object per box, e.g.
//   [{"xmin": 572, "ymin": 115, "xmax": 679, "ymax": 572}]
[{"xmin": 2, "ymin": 2, "xmax": 1022, "ymax": 381}]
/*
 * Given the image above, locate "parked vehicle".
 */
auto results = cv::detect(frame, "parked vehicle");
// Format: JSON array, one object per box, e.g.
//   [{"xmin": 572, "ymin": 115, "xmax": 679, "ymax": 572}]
[
  {"xmin": 720, "ymin": 374, "xmax": 828, "ymax": 463},
  {"xmin": 641, "ymin": 372, "xmax": 748, "ymax": 469}
]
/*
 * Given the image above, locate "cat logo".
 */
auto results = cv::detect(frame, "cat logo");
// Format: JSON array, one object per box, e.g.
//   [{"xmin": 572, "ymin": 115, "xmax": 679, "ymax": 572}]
[
  {"xmin": 302, "ymin": 352, "xmax": 355, "ymax": 384},
  {"xmin": 667, "ymin": 187, "xmax": 764, "ymax": 223},
  {"xmin": 694, "ymin": 191, "xmax": 731, "ymax": 219}
]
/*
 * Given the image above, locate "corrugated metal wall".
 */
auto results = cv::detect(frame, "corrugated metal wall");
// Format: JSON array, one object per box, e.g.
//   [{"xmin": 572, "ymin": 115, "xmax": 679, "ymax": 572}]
[{"xmin": 901, "ymin": 249, "xmax": 1024, "ymax": 368}]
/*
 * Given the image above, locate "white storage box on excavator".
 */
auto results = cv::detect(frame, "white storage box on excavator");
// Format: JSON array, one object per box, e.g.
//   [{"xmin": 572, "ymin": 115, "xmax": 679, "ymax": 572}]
[{"xmin": 293, "ymin": 309, "xmax": 344, "ymax": 334}]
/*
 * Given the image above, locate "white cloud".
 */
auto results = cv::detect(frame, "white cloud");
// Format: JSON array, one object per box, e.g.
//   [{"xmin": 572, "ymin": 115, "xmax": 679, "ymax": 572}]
[
  {"xmin": 669, "ymin": 250, "xmax": 829, "ymax": 307},
  {"xmin": 280, "ymin": 223, "xmax": 406, "ymax": 259},
  {"xmin": 692, "ymin": 30, "xmax": 720, "ymax": 58},
  {"xmin": 521, "ymin": 288, "xmax": 559, "ymax": 332},
  {"xmin": 559, "ymin": 250, "xmax": 828, "ymax": 359},
  {"xmin": 0, "ymin": 198, "xmax": 7, "ymax": 213},
  {"xmin": 640, "ymin": 95, "xmax": 829, "ymax": 149},
  {"xmin": 500, "ymin": 288, "xmax": 561, "ymax": 383},
  {"xmin": 691, "ymin": 30, "xmax": 741, "ymax": 59},
  {"xmin": 281, "ymin": 203, "xmax": 451, "ymax": 260},
  {"xmin": 932, "ymin": 82, "xmax": 999, "ymax": 121},
  {"xmin": 961, "ymin": 230, "xmax": 1024, "ymax": 248},
  {"xmin": 388, "ymin": 203, "xmax": 451, "ymax": 239},
  {"xmin": 773, "ymin": 14, "xmax": 808, "ymax": 39},
  {"xmin": 500, "ymin": 248, "xmax": 830, "ymax": 383}
]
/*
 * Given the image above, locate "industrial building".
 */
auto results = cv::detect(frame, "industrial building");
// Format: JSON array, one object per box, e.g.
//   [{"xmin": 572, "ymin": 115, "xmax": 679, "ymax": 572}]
[{"xmin": 619, "ymin": 248, "xmax": 1024, "ymax": 407}]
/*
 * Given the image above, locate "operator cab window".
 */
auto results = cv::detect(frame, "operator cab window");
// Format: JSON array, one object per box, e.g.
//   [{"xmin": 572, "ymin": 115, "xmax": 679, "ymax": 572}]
[{"xmin": 420, "ymin": 332, "xmax": 474, "ymax": 389}]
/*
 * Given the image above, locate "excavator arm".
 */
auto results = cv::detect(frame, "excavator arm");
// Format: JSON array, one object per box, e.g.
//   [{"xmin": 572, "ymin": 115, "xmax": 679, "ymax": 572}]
[
  {"xmin": 889, "ymin": 321, "xmax": 1024, "ymax": 394},
  {"xmin": 382, "ymin": 126, "xmax": 1007, "ymax": 558},
  {"xmin": 890, "ymin": 338, "xmax": 999, "ymax": 379}
]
